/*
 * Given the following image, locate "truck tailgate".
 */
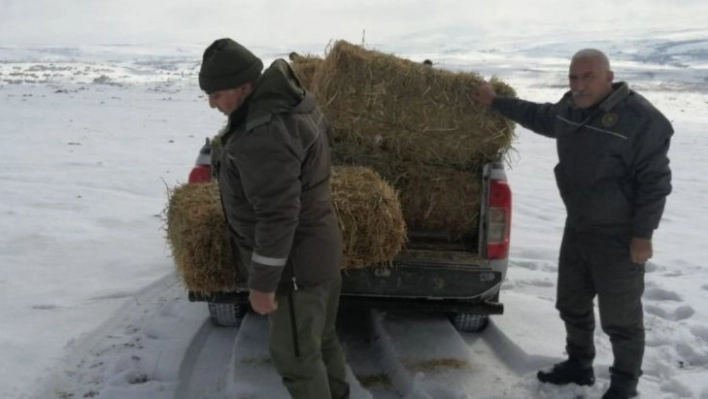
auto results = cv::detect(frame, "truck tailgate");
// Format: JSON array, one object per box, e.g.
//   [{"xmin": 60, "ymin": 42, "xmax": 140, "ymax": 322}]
[{"xmin": 340, "ymin": 249, "xmax": 500, "ymax": 299}]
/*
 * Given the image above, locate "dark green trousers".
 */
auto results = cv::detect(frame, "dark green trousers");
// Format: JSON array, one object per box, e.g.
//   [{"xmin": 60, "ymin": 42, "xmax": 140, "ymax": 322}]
[
  {"xmin": 269, "ymin": 277, "xmax": 350, "ymax": 399},
  {"xmin": 556, "ymin": 227, "xmax": 645, "ymax": 383}
]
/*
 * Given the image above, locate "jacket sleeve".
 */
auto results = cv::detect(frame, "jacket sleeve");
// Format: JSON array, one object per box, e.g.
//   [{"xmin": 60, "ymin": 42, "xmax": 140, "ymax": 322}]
[
  {"xmin": 492, "ymin": 97, "xmax": 560, "ymax": 138},
  {"xmin": 631, "ymin": 118, "xmax": 673, "ymax": 239},
  {"xmin": 231, "ymin": 121, "xmax": 302, "ymax": 292}
]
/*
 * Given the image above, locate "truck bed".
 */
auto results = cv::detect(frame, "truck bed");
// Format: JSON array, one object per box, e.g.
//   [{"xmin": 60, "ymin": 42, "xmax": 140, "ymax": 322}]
[{"xmin": 189, "ymin": 233, "xmax": 503, "ymax": 314}]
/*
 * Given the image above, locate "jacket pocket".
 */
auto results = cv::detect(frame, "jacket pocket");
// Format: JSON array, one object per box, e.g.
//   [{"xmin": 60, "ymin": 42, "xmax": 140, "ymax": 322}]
[
  {"xmin": 588, "ymin": 179, "xmax": 633, "ymax": 225},
  {"xmin": 553, "ymin": 163, "xmax": 572, "ymax": 208}
]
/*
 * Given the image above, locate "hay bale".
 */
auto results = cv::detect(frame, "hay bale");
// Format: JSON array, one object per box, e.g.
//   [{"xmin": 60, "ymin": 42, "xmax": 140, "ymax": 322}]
[
  {"xmin": 490, "ymin": 76, "xmax": 516, "ymax": 98},
  {"xmin": 165, "ymin": 182, "xmax": 239, "ymax": 293},
  {"xmin": 290, "ymin": 53, "xmax": 323, "ymax": 93},
  {"xmin": 165, "ymin": 166, "xmax": 407, "ymax": 291},
  {"xmin": 331, "ymin": 166, "xmax": 407, "ymax": 269},
  {"xmin": 395, "ymin": 165, "xmax": 480, "ymax": 235},
  {"xmin": 313, "ymin": 40, "xmax": 515, "ymax": 169},
  {"xmin": 332, "ymin": 143, "xmax": 480, "ymax": 236}
]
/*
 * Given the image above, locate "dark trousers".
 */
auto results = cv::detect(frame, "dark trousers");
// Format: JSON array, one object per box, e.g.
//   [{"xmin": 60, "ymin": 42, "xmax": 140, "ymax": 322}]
[
  {"xmin": 556, "ymin": 226, "xmax": 645, "ymax": 381},
  {"xmin": 269, "ymin": 277, "xmax": 350, "ymax": 399}
]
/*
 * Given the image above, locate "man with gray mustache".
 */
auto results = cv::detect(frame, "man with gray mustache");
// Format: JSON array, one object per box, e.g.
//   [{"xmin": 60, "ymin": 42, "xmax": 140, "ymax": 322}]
[{"xmin": 473, "ymin": 49, "xmax": 673, "ymax": 399}]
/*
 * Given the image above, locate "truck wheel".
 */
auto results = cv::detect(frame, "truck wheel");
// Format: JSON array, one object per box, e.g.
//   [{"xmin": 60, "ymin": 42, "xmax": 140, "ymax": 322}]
[
  {"xmin": 450, "ymin": 313, "xmax": 489, "ymax": 333},
  {"xmin": 207, "ymin": 302, "xmax": 247, "ymax": 327}
]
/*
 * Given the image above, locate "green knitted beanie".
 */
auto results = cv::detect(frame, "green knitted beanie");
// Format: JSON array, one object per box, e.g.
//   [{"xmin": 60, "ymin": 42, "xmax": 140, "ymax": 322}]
[{"xmin": 199, "ymin": 38, "xmax": 263, "ymax": 94}]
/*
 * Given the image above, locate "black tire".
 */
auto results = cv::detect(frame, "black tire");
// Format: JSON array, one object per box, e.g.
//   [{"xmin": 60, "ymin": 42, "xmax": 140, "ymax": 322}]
[
  {"xmin": 450, "ymin": 313, "xmax": 489, "ymax": 333},
  {"xmin": 207, "ymin": 302, "xmax": 247, "ymax": 327}
]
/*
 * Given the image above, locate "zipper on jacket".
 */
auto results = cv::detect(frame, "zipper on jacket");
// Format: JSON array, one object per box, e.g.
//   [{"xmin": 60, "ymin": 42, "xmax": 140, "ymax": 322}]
[
  {"xmin": 287, "ymin": 255, "xmax": 299, "ymax": 356},
  {"xmin": 287, "ymin": 293, "xmax": 301, "ymax": 358}
]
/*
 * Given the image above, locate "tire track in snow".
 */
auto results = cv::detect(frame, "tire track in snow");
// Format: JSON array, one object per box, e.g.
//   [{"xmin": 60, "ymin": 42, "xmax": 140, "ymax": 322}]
[
  {"xmin": 176, "ymin": 310, "xmax": 386, "ymax": 399},
  {"xmin": 31, "ymin": 273, "xmax": 206, "ymax": 399},
  {"xmin": 370, "ymin": 310, "xmax": 529, "ymax": 399},
  {"xmin": 175, "ymin": 320, "xmax": 238, "ymax": 399},
  {"xmin": 33, "ymin": 278, "xmax": 538, "ymax": 399}
]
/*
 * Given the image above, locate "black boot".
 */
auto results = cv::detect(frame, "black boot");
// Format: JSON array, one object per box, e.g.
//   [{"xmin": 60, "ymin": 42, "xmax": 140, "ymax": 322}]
[
  {"xmin": 537, "ymin": 359, "xmax": 595, "ymax": 386},
  {"xmin": 602, "ymin": 368, "xmax": 639, "ymax": 399},
  {"xmin": 601, "ymin": 386, "xmax": 638, "ymax": 399}
]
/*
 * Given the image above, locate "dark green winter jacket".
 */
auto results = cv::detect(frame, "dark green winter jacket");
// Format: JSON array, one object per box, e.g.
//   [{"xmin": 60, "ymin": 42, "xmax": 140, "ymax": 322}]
[
  {"xmin": 214, "ymin": 59, "xmax": 342, "ymax": 293},
  {"xmin": 492, "ymin": 82, "xmax": 672, "ymax": 239}
]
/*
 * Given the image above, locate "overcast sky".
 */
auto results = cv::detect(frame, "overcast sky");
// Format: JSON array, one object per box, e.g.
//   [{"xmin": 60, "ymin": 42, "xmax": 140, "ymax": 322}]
[{"xmin": 1, "ymin": 0, "xmax": 707, "ymax": 48}]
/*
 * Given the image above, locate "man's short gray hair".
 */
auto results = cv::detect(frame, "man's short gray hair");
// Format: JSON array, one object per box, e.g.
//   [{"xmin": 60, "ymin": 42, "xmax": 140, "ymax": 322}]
[{"xmin": 572, "ymin": 48, "xmax": 611, "ymax": 71}]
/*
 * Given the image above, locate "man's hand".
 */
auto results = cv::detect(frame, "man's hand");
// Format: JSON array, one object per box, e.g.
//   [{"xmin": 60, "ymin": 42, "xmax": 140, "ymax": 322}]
[
  {"xmin": 630, "ymin": 237, "xmax": 653, "ymax": 264},
  {"xmin": 472, "ymin": 81, "xmax": 497, "ymax": 106},
  {"xmin": 249, "ymin": 289, "xmax": 278, "ymax": 315}
]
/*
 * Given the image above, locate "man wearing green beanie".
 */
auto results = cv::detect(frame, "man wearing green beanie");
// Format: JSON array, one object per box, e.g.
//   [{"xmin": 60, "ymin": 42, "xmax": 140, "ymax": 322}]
[{"xmin": 199, "ymin": 38, "xmax": 350, "ymax": 399}]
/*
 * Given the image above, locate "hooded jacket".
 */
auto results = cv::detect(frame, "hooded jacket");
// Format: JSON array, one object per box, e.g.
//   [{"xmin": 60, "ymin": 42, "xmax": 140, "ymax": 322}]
[
  {"xmin": 492, "ymin": 82, "xmax": 672, "ymax": 238},
  {"xmin": 213, "ymin": 59, "xmax": 342, "ymax": 293}
]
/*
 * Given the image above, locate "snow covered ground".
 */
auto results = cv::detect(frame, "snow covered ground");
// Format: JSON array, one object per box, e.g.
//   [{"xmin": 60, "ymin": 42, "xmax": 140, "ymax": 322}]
[{"xmin": 2, "ymin": 4, "xmax": 708, "ymax": 398}]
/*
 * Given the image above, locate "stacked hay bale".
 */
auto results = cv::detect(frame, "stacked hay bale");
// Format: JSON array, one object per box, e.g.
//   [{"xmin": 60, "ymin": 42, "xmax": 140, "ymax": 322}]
[
  {"xmin": 312, "ymin": 40, "xmax": 516, "ymax": 237},
  {"xmin": 331, "ymin": 166, "xmax": 407, "ymax": 269},
  {"xmin": 165, "ymin": 166, "xmax": 406, "ymax": 293},
  {"xmin": 289, "ymin": 53, "xmax": 323, "ymax": 93},
  {"xmin": 167, "ymin": 42, "xmax": 515, "ymax": 292},
  {"xmin": 331, "ymin": 143, "xmax": 482, "ymax": 234},
  {"xmin": 166, "ymin": 182, "xmax": 239, "ymax": 292}
]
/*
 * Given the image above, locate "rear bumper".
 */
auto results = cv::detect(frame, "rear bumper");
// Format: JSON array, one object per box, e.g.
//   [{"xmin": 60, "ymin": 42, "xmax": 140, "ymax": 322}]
[
  {"xmin": 188, "ymin": 290, "xmax": 247, "ymax": 304},
  {"xmin": 340, "ymin": 295, "xmax": 504, "ymax": 315},
  {"xmin": 188, "ymin": 290, "xmax": 504, "ymax": 315},
  {"xmin": 188, "ymin": 253, "xmax": 506, "ymax": 316}
]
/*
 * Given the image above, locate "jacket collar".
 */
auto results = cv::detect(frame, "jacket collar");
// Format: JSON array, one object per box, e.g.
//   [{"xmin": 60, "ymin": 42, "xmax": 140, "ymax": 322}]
[
  {"xmin": 228, "ymin": 96, "xmax": 251, "ymax": 128},
  {"xmin": 563, "ymin": 81, "xmax": 630, "ymax": 112},
  {"xmin": 221, "ymin": 97, "xmax": 252, "ymax": 144},
  {"xmin": 598, "ymin": 82, "xmax": 630, "ymax": 112}
]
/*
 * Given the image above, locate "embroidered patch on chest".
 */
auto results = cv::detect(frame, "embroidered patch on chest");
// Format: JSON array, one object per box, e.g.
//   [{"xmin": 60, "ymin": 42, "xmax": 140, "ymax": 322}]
[{"xmin": 602, "ymin": 113, "xmax": 619, "ymax": 127}]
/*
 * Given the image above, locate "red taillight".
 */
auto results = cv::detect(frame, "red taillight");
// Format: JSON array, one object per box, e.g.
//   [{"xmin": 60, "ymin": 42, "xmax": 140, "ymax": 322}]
[
  {"xmin": 487, "ymin": 179, "xmax": 512, "ymax": 260},
  {"xmin": 188, "ymin": 165, "xmax": 212, "ymax": 184}
]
